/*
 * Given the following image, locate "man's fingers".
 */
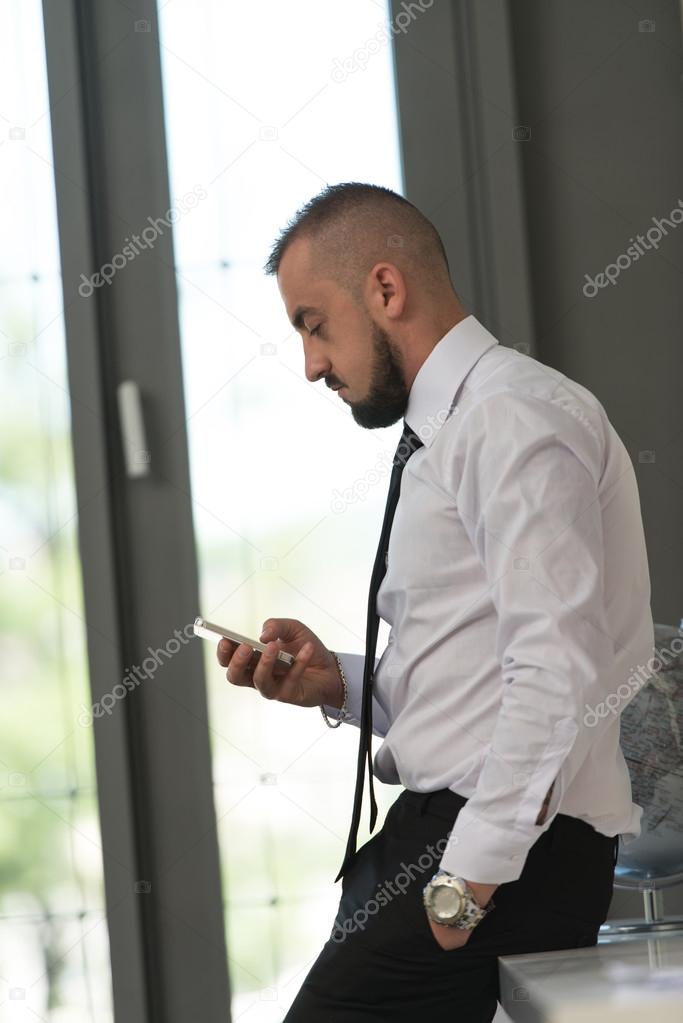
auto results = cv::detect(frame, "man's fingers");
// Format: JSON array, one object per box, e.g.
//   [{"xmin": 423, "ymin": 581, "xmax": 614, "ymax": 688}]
[
  {"xmin": 220, "ymin": 630, "xmax": 314, "ymax": 703},
  {"xmin": 217, "ymin": 638, "xmax": 236, "ymax": 667},
  {"xmin": 224, "ymin": 642, "xmax": 260, "ymax": 687},
  {"xmin": 252, "ymin": 640, "xmax": 312, "ymax": 700}
]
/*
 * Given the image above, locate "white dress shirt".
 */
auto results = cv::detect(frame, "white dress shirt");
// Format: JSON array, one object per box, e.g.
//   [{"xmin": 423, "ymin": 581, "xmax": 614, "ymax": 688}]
[{"xmin": 324, "ymin": 314, "xmax": 655, "ymax": 884}]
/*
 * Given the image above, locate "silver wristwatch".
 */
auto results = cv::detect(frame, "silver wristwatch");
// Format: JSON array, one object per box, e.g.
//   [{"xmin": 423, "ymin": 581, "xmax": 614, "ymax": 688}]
[{"xmin": 422, "ymin": 871, "xmax": 496, "ymax": 930}]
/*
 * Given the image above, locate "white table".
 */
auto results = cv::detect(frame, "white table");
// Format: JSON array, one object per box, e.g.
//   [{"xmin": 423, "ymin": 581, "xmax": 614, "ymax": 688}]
[{"xmin": 498, "ymin": 929, "xmax": 683, "ymax": 1022}]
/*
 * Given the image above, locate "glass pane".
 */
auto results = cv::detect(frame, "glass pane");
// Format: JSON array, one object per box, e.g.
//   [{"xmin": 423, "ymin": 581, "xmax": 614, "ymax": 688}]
[
  {"xmin": 0, "ymin": 3, "xmax": 113, "ymax": 1020},
  {"xmin": 157, "ymin": 0, "xmax": 404, "ymax": 1015}
]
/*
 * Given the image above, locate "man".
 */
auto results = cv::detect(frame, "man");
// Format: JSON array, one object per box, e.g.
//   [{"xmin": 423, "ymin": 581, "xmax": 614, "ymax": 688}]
[{"xmin": 217, "ymin": 182, "xmax": 654, "ymax": 1020}]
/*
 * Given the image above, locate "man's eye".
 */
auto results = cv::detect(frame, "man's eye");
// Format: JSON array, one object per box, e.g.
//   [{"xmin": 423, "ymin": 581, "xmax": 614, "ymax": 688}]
[{"xmin": 309, "ymin": 324, "xmax": 322, "ymax": 337}]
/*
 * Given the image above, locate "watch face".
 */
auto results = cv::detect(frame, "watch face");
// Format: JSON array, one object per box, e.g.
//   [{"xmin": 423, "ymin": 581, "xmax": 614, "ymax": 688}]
[{"xmin": 431, "ymin": 884, "xmax": 463, "ymax": 921}]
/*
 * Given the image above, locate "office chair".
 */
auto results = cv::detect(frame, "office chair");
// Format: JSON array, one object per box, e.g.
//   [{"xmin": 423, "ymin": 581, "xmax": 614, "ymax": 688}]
[{"xmin": 599, "ymin": 621, "xmax": 683, "ymax": 939}]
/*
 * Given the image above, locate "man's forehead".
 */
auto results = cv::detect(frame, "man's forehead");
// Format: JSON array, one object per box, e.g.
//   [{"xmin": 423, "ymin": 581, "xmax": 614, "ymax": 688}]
[
  {"xmin": 278, "ymin": 238, "xmax": 342, "ymax": 327},
  {"xmin": 280, "ymin": 273, "xmax": 328, "ymax": 326}
]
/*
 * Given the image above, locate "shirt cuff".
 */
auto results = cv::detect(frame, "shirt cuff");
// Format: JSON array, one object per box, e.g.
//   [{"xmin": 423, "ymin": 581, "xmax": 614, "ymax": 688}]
[
  {"xmin": 438, "ymin": 802, "xmax": 553, "ymax": 884},
  {"xmin": 321, "ymin": 651, "xmax": 389, "ymax": 737}
]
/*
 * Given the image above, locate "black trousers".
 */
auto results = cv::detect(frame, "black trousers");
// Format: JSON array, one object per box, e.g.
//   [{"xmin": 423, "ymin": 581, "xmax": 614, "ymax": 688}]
[{"xmin": 283, "ymin": 787, "xmax": 619, "ymax": 1022}]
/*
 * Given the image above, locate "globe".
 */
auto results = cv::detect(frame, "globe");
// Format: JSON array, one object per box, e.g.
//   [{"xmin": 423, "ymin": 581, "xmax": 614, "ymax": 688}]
[{"xmin": 616, "ymin": 622, "xmax": 683, "ymax": 888}]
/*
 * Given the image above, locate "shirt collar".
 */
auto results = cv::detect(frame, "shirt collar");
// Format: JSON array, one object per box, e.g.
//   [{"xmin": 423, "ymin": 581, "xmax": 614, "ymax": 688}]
[{"xmin": 404, "ymin": 314, "xmax": 499, "ymax": 448}]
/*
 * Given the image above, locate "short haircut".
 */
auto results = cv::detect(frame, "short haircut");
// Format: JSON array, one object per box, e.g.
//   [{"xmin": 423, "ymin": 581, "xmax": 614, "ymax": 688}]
[{"xmin": 263, "ymin": 182, "xmax": 453, "ymax": 303}]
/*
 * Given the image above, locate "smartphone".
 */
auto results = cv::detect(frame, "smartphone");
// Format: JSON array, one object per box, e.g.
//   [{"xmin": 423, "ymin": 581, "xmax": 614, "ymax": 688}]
[{"xmin": 193, "ymin": 616, "xmax": 295, "ymax": 667}]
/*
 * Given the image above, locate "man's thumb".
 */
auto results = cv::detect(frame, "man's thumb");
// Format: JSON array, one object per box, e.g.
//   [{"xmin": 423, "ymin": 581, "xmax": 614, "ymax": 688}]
[{"xmin": 260, "ymin": 618, "xmax": 295, "ymax": 641}]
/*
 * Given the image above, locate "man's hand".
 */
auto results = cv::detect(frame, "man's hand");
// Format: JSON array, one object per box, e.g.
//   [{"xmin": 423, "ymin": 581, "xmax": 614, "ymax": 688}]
[
  {"xmin": 428, "ymin": 918, "xmax": 475, "ymax": 950},
  {"xmin": 427, "ymin": 879, "xmax": 499, "ymax": 950},
  {"xmin": 216, "ymin": 617, "xmax": 345, "ymax": 709}
]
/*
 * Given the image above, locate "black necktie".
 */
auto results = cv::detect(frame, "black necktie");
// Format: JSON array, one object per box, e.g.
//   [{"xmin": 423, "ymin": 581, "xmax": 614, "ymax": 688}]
[{"xmin": 335, "ymin": 420, "xmax": 424, "ymax": 882}]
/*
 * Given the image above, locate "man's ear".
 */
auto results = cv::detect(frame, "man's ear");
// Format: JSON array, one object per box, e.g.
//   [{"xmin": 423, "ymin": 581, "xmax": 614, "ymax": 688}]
[{"xmin": 365, "ymin": 261, "xmax": 406, "ymax": 321}]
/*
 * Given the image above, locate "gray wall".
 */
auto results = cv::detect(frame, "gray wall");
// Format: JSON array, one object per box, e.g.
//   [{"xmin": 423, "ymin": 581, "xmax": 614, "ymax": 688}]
[
  {"xmin": 392, "ymin": 0, "xmax": 683, "ymax": 924},
  {"xmin": 510, "ymin": 0, "xmax": 683, "ymax": 630},
  {"xmin": 509, "ymin": 0, "xmax": 683, "ymax": 923}
]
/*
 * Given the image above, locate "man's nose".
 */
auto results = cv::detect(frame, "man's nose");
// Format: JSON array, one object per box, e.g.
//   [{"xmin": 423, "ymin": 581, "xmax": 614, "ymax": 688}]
[{"xmin": 303, "ymin": 346, "xmax": 330, "ymax": 383}]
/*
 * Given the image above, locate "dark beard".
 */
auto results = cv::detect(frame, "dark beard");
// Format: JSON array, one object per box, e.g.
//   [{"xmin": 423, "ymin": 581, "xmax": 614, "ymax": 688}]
[{"xmin": 348, "ymin": 320, "xmax": 409, "ymax": 429}]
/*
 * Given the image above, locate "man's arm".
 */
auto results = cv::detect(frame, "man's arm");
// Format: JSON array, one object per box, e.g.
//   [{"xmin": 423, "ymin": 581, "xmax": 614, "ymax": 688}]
[{"xmin": 438, "ymin": 391, "xmax": 619, "ymax": 885}]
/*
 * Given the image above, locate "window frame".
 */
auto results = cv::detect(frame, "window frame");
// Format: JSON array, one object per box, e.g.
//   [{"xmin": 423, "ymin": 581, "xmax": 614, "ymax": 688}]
[{"xmin": 41, "ymin": 2, "xmax": 231, "ymax": 1020}]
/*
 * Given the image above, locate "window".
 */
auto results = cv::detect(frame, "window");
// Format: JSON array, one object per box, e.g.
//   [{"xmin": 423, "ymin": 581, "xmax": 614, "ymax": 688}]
[
  {"xmin": 0, "ymin": 3, "xmax": 113, "ymax": 1019},
  {"xmin": 157, "ymin": 1, "xmax": 403, "ymax": 1014}
]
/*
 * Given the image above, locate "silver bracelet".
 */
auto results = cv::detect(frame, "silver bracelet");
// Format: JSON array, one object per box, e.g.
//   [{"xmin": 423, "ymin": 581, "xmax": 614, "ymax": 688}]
[{"xmin": 320, "ymin": 652, "xmax": 348, "ymax": 728}]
